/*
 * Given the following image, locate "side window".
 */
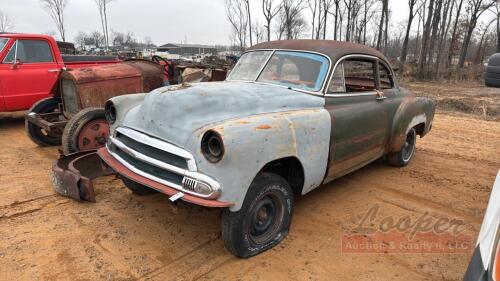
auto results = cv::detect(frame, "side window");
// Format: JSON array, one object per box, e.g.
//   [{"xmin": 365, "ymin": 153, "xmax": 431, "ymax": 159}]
[
  {"xmin": 328, "ymin": 63, "xmax": 345, "ymax": 93},
  {"xmin": 343, "ymin": 60, "xmax": 376, "ymax": 92},
  {"xmin": 379, "ymin": 63, "xmax": 394, "ymax": 89},
  {"xmin": 3, "ymin": 40, "xmax": 54, "ymax": 64}
]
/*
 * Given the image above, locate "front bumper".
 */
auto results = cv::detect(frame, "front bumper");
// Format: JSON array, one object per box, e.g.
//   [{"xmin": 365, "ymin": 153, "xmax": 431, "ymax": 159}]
[{"xmin": 98, "ymin": 148, "xmax": 233, "ymax": 208}]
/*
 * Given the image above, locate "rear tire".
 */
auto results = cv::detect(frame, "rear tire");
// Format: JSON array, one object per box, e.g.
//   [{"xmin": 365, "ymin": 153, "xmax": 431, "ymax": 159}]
[
  {"xmin": 221, "ymin": 173, "xmax": 294, "ymax": 258},
  {"xmin": 388, "ymin": 127, "xmax": 417, "ymax": 167},
  {"xmin": 62, "ymin": 108, "xmax": 109, "ymax": 155},
  {"xmin": 121, "ymin": 177, "xmax": 157, "ymax": 195},
  {"xmin": 25, "ymin": 97, "xmax": 62, "ymax": 146}
]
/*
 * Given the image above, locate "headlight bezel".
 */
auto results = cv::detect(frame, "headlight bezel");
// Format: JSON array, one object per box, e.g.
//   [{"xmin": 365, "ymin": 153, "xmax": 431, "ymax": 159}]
[
  {"xmin": 201, "ymin": 130, "xmax": 224, "ymax": 163},
  {"xmin": 104, "ymin": 100, "xmax": 117, "ymax": 125}
]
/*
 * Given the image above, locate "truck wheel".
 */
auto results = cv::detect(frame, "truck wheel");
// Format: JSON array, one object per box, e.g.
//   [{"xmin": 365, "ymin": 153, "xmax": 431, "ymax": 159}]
[
  {"xmin": 62, "ymin": 108, "xmax": 110, "ymax": 155},
  {"xmin": 388, "ymin": 127, "xmax": 417, "ymax": 167},
  {"xmin": 221, "ymin": 173, "xmax": 294, "ymax": 258},
  {"xmin": 25, "ymin": 97, "xmax": 62, "ymax": 146},
  {"xmin": 121, "ymin": 177, "xmax": 157, "ymax": 195}
]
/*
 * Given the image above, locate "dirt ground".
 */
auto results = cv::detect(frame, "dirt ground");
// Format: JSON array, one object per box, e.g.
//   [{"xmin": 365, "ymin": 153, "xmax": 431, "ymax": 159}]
[{"xmin": 0, "ymin": 82, "xmax": 499, "ymax": 281}]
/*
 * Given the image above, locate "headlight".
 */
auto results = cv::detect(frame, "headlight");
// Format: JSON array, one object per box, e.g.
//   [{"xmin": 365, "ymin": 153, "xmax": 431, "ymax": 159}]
[
  {"xmin": 104, "ymin": 100, "xmax": 116, "ymax": 124},
  {"xmin": 201, "ymin": 130, "xmax": 224, "ymax": 163}
]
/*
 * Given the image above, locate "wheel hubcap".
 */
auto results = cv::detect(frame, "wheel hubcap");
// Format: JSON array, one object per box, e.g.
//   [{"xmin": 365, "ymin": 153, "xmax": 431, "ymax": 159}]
[{"xmin": 77, "ymin": 120, "xmax": 110, "ymax": 151}]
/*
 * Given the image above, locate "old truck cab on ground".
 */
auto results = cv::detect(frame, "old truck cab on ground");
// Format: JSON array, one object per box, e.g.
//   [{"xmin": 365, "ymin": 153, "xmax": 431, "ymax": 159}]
[
  {"xmin": 54, "ymin": 40, "xmax": 435, "ymax": 258},
  {"xmin": 0, "ymin": 33, "xmax": 118, "ymax": 112}
]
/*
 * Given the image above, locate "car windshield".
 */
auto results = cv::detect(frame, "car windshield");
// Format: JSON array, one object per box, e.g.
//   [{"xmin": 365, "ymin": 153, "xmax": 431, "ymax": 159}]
[
  {"xmin": 228, "ymin": 50, "xmax": 330, "ymax": 92},
  {"xmin": 0, "ymin": 38, "xmax": 8, "ymax": 53}
]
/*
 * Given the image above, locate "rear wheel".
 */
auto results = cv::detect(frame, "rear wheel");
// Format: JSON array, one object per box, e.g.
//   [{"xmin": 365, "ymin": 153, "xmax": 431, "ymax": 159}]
[
  {"xmin": 221, "ymin": 173, "xmax": 294, "ymax": 258},
  {"xmin": 25, "ymin": 97, "xmax": 63, "ymax": 146},
  {"xmin": 62, "ymin": 108, "xmax": 110, "ymax": 155},
  {"xmin": 388, "ymin": 127, "xmax": 417, "ymax": 167},
  {"xmin": 121, "ymin": 177, "xmax": 157, "ymax": 195}
]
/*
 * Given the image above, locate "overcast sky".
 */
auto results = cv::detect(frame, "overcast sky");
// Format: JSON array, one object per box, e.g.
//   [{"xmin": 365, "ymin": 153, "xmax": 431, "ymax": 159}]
[{"xmin": 3, "ymin": 0, "xmax": 423, "ymax": 46}]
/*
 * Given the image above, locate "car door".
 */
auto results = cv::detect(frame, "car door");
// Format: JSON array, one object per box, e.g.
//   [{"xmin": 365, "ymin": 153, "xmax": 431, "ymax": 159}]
[
  {"xmin": 0, "ymin": 38, "xmax": 61, "ymax": 111},
  {"xmin": 0, "ymin": 37, "xmax": 11, "ymax": 111},
  {"xmin": 324, "ymin": 56, "xmax": 390, "ymax": 182}
]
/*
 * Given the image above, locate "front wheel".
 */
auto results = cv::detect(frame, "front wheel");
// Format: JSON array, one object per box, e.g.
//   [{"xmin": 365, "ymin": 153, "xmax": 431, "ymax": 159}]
[
  {"xmin": 221, "ymin": 173, "xmax": 294, "ymax": 258},
  {"xmin": 62, "ymin": 108, "xmax": 110, "ymax": 155},
  {"xmin": 25, "ymin": 97, "xmax": 63, "ymax": 146},
  {"xmin": 388, "ymin": 127, "xmax": 417, "ymax": 167}
]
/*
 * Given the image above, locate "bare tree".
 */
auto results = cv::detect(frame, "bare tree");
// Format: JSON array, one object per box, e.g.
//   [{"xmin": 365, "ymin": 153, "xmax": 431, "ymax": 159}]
[
  {"xmin": 417, "ymin": 0, "xmax": 435, "ymax": 78},
  {"xmin": 74, "ymin": 31, "xmax": 88, "ymax": 51},
  {"xmin": 225, "ymin": 0, "xmax": 248, "ymax": 52},
  {"xmin": 280, "ymin": 0, "xmax": 307, "ymax": 39},
  {"xmin": 0, "ymin": 10, "xmax": 13, "ymax": 33},
  {"xmin": 40, "ymin": 0, "xmax": 68, "ymax": 41},
  {"xmin": 242, "ymin": 0, "xmax": 253, "ymax": 46},
  {"xmin": 490, "ymin": 1, "xmax": 500, "ymax": 52},
  {"xmin": 90, "ymin": 30, "xmax": 104, "ymax": 48},
  {"xmin": 400, "ymin": 0, "xmax": 419, "ymax": 68},
  {"xmin": 447, "ymin": 0, "xmax": 464, "ymax": 68},
  {"xmin": 307, "ymin": 0, "xmax": 319, "ymax": 39},
  {"xmin": 262, "ymin": 0, "xmax": 282, "ymax": 41},
  {"xmin": 458, "ymin": 0, "xmax": 495, "ymax": 68},
  {"xmin": 376, "ymin": 0, "xmax": 388, "ymax": 50},
  {"xmin": 94, "ymin": 0, "xmax": 114, "ymax": 51}
]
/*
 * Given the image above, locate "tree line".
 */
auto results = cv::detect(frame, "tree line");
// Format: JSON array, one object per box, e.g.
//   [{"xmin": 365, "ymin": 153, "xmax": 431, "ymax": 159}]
[{"xmin": 225, "ymin": 0, "xmax": 500, "ymax": 80}]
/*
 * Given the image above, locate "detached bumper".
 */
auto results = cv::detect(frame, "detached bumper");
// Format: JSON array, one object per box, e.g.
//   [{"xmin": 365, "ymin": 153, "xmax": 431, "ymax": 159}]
[{"xmin": 97, "ymin": 148, "xmax": 233, "ymax": 208}]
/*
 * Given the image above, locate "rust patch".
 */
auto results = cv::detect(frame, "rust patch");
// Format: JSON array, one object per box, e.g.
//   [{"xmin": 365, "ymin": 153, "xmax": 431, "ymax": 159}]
[{"xmin": 255, "ymin": 124, "xmax": 272, "ymax": 130}]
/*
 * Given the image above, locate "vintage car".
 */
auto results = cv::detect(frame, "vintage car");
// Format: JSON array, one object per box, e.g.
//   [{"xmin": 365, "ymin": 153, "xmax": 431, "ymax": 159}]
[
  {"xmin": 464, "ymin": 170, "xmax": 500, "ymax": 281},
  {"xmin": 54, "ymin": 40, "xmax": 435, "ymax": 258}
]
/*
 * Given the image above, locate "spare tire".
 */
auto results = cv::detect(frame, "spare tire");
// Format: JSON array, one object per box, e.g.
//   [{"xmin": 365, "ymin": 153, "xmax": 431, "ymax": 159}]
[{"xmin": 62, "ymin": 108, "xmax": 110, "ymax": 155}]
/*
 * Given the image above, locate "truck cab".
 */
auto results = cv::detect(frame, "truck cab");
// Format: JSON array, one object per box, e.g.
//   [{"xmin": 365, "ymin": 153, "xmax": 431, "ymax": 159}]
[{"xmin": 0, "ymin": 33, "xmax": 118, "ymax": 112}]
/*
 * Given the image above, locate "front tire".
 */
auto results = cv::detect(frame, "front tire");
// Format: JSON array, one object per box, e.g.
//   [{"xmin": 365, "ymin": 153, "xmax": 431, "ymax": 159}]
[
  {"xmin": 388, "ymin": 127, "xmax": 417, "ymax": 167},
  {"xmin": 221, "ymin": 173, "xmax": 294, "ymax": 258},
  {"xmin": 62, "ymin": 108, "xmax": 110, "ymax": 155},
  {"xmin": 25, "ymin": 97, "xmax": 63, "ymax": 146}
]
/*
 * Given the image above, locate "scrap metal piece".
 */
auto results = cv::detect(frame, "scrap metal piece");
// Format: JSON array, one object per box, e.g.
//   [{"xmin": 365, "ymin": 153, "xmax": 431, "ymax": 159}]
[{"xmin": 52, "ymin": 150, "xmax": 114, "ymax": 202}]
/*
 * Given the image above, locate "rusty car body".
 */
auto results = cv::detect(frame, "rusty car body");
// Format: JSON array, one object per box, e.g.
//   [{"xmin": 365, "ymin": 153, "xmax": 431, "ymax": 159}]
[
  {"xmin": 25, "ymin": 59, "xmax": 229, "ymax": 154},
  {"xmin": 53, "ymin": 40, "xmax": 435, "ymax": 258},
  {"xmin": 25, "ymin": 59, "xmax": 165, "ymax": 153}
]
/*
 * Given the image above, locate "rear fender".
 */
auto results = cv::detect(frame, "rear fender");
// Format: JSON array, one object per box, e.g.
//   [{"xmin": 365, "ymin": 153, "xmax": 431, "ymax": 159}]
[{"xmin": 389, "ymin": 96, "xmax": 435, "ymax": 153}]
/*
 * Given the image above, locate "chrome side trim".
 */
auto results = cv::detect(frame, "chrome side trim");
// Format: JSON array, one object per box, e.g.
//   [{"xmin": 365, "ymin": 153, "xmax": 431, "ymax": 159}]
[
  {"xmin": 107, "ymin": 141, "xmax": 221, "ymax": 199},
  {"xmin": 116, "ymin": 126, "xmax": 197, "ymax": 171},
  {"xmin": 324, "ymin": 91, "xmax": 378, "ymax": 98}
]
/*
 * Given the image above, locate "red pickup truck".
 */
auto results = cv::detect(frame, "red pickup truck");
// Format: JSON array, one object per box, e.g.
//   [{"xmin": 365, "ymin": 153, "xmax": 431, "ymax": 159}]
[{"xmin": 0, "ymin": 33, "xmax": 119, "ymax": 112}]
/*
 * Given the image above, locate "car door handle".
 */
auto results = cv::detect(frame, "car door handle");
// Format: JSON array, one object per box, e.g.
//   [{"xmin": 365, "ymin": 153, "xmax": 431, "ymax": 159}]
[
  {"xmin": 48, "ymin": 69, "xmax": 60, "ymax": 73},
  {"xmin": 376, "ymin": 96, "xmax": 387, "ymax": 101}
]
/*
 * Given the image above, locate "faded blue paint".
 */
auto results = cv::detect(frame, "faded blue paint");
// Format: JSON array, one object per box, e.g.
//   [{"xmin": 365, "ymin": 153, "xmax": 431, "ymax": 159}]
[{"xmin": 119, "ymin": 81, "xmax": 325, "ymax": 148}]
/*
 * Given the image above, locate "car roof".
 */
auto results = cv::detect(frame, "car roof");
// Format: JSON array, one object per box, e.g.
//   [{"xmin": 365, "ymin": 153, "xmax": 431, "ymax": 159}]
[{"xmin": 248, "ymin": 40, "xmax": 390, "ymax": 65}]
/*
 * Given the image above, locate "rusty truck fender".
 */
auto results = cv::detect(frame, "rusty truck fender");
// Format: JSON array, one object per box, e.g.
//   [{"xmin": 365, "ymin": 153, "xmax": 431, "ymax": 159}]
[
  {"xmin": 389, "ymin": 93, "xmax": 435, "ymax": 153},
  {"xmin": 185, "ymin": 108, "xmax": 332, "ymax": 211}
]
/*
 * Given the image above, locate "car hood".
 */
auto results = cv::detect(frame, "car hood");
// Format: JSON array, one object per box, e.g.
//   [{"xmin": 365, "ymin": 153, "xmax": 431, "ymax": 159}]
[{"xmin": 120, "ymin": 81, "xmax": 324, "ymax": 147}]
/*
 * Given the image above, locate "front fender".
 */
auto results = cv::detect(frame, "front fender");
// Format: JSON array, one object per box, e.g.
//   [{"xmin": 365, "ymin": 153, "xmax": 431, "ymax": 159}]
[
  {"xmin": 108, "ymin": 93, "xmax": 146, "ymax": 134},
  {"xmin": 185, "ymin": 109, "xmax": 331, "ymax": 211},
  {"xmin": 389, "ymin": 95, "xmax": 435, "ymax": 152}
]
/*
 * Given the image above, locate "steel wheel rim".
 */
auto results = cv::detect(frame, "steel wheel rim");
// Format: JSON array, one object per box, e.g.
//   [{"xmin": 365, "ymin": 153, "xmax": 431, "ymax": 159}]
[
  {"xmin": 249, "ymin": 193, "xmax": 285, "ymax": 244},
  {"xmin": 77, "ymin": 120, "xmax": 110, "ymax": 151},
  {"xmin": 402, "ymin": 129, "xmax": 416, "ymax": 162}
]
